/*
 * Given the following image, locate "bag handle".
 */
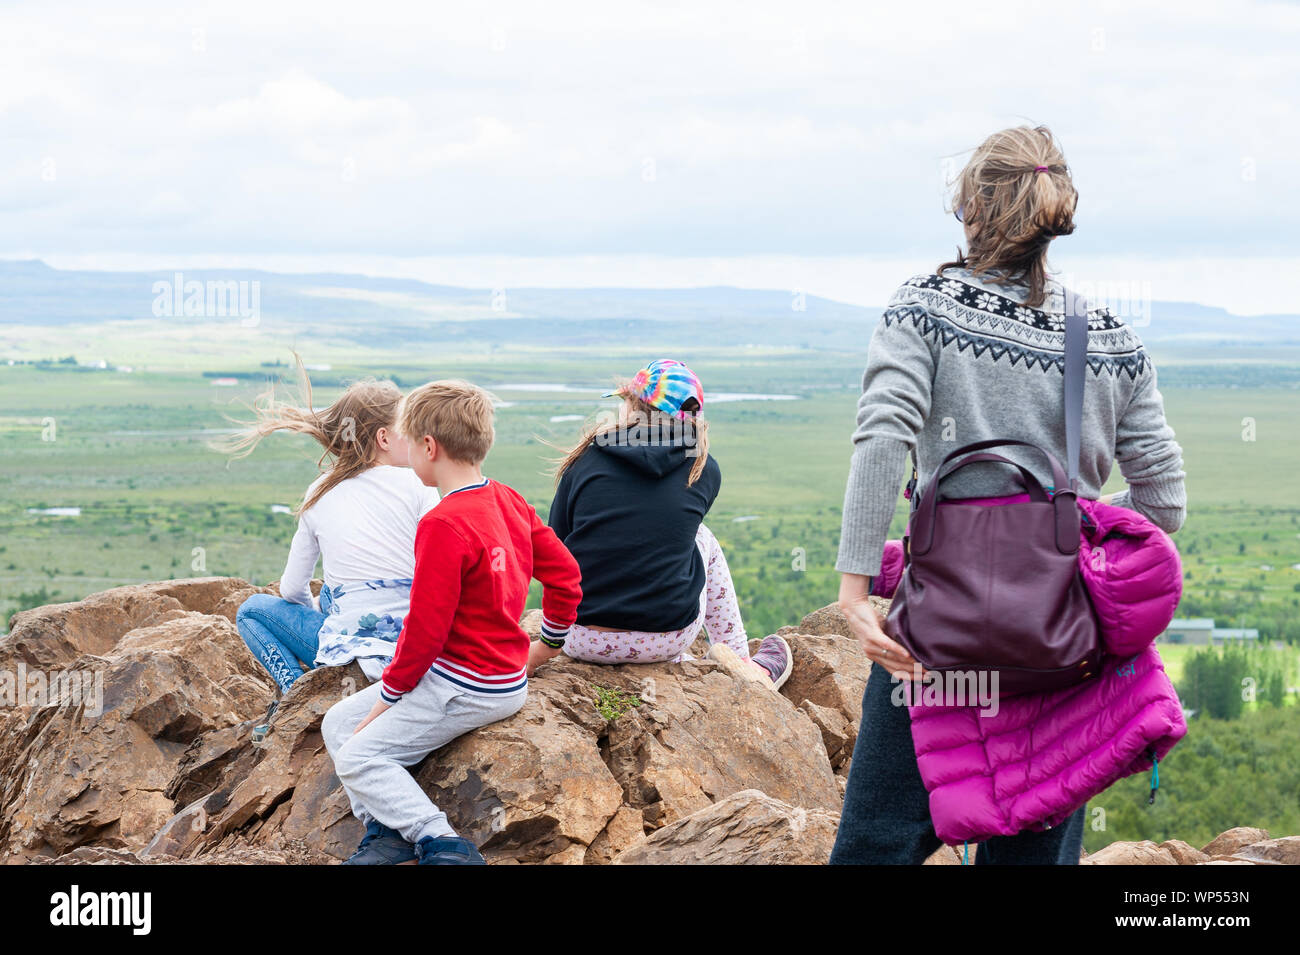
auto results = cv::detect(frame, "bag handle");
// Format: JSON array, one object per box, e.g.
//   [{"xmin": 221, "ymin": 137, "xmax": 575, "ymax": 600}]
[
  {"xmin": 933, "ymin": 452, "xmax": 1053, "ymax": 501},
  {"xmin": 912, "ymin": 447, "xmax": 1059, "ymax": 556},
  {"xmin": 933, "ymin": 437, "xmax": 1070, "ymax": 493}
]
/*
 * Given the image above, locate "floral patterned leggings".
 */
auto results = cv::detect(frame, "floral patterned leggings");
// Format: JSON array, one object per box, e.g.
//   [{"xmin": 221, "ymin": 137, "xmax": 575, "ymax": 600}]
[{"xmin": 563, "ymin": 524, "xmax": 750, "ymax": 664}]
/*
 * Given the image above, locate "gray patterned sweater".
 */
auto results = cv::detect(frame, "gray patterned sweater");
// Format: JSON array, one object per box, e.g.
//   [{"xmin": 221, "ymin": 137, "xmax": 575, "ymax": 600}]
[{"xmin": 836, "ymin": 267, "xmax": 1187, "ymax": 577}]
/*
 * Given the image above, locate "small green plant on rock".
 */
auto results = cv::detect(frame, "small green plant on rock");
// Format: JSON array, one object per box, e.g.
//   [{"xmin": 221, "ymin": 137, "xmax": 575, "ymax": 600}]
[{"xmin": 593, "ymin": 684, "xmax": 642, "ymax": 722}]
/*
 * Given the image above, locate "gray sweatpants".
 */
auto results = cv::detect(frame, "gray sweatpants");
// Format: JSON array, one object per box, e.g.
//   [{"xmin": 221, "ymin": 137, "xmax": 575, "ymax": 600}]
[{"xmin": 321, "ymin": 670, "xmax": 527, "ymax": 844}]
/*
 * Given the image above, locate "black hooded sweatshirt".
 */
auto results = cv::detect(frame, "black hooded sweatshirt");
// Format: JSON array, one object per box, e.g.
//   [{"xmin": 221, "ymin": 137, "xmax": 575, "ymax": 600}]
[{"xmin": 548, "ymin": 423, "xmax": 721, "ymax": 632}]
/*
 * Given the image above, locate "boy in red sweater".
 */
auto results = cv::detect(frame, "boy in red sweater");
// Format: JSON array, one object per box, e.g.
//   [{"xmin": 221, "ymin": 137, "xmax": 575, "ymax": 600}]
[{"xmin": 321, "ymin": 380, "xmax": 581, "ymax": 866}]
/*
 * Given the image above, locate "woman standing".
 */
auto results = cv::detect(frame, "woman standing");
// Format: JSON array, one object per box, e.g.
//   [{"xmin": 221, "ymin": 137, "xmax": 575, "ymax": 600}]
[{"xmin": 831, "ymin": 126, "xmax": 1187, "ymax": 864}]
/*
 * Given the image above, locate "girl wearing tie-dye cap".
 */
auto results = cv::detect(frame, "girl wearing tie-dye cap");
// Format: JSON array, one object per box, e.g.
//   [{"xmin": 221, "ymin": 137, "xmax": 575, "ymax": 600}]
[{"xmin": 531, "ymin": 359, "xmax": 793, "ymax": 688}]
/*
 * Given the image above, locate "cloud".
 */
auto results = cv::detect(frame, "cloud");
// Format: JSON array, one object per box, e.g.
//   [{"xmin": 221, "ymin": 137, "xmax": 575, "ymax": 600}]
[
  {"xmin": 0, "ymin": 0, "xmax": 1296, "ymax": 285},
  {"xmin": 188, "ymin": 70, "xmax": 416, "ymax": 139}
]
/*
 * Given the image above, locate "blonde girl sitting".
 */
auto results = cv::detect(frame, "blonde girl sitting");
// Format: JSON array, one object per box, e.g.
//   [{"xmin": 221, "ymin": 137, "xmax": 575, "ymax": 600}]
[{"xmin": 219, "ymin": 363, "xmax": 439, "ymax": 722}]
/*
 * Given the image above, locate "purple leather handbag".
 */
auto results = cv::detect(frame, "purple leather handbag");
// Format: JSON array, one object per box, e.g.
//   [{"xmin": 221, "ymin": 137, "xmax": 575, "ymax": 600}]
[{"xmin": 883, "ymin": 291, "xmax": 1103, "ymax": 696}]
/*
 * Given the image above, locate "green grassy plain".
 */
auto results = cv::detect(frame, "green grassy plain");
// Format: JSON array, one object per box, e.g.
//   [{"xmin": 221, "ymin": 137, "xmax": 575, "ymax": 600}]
[
  {"xmin": 2, "ymin": 330, "xmax": 1299, "ymax": 849},
  {"xmin": 3, "ymin": 350, "xmax": 1300, "ymax": 643}
]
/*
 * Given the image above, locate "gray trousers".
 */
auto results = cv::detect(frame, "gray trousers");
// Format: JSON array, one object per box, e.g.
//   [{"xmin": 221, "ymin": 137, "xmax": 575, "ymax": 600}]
[{"xmin": 321, "ymin": 671, "xmax": 527, "ymax": 844}]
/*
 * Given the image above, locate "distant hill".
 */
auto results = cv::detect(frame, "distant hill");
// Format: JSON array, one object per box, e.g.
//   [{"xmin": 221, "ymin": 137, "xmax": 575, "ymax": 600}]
[
  {"xmin": 1, "ymin": 259, "xmax": 1296, "ymax": 351},
  {"xmin": 1140, "ymin": 301, "xmax": 1300, "ymax": 345}
]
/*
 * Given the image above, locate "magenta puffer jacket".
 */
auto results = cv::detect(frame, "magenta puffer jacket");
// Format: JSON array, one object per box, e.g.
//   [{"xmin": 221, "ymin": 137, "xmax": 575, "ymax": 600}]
[
  {"xmin": 870, "ymin": 495, "xmax": 1187, "ymax": 844},
  {"xmin": 909, "ymin": 644, "xmax": 1186, "ymax": 843}
]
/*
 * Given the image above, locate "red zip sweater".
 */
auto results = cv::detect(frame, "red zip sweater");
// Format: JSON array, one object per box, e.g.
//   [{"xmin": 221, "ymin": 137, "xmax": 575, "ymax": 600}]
[{"xmin": 379, "ymin": 478, "xmax": 581, "ymax": 702}]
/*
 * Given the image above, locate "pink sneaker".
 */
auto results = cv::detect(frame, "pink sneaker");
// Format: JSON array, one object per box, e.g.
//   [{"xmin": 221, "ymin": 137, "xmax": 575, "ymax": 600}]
[{"xmin": 750, "ymin": 635, "xmax": 793, "ymax": 690}]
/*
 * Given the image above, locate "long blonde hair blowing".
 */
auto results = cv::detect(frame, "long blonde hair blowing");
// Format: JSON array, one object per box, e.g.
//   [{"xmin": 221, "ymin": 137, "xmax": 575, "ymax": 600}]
[
  {"xmin": 554, "ymin": 391, "xmax": 711, "ymax": 487},
  {"xmin": 215, "ymin": 356, "xmax": 403, "ymax": 513},
  {"xmin": 941, "ymin": 125, "xmax": 1078, "ymax": 307}
]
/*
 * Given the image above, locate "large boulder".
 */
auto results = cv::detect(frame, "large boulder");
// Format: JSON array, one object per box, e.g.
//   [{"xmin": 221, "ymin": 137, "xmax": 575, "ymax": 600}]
[
  {"xmin": 425, "ymin": 650, "xmax": 840, "ymax": 864},
  {"xmin": 1082, "ymin": 840, "xmax": 1179, "ymax": 865},
  {"xmin": 1085, "ymin": 831, "xmax": 1292, "ymax": 866},
  {"xmin": 772, "ymin": 626, "xmax": 871, "ymax": 772},
  {"xmin": 796, "ymin": 598, "xmax": 890, "ymax": 637},
  {"xmin": 0, "ymin": 578, "xmax": 262, "ymax": 671},
  {"xmin": 155, "ymin": 645, "xmax": 840, "ymax": 865},
  {"xmin": 1229, "ymin": 837, "xmax": 1300, "ymax": 866},
  {"xmin": 1201, "ymin": 827, "xmax": 1270, "ymax": 857},
  {"xmin": 1158, "ymin": 839, "xmax": 1209, "ymax": 865},
  {"xmin": 0, "ymin": 606, "xmax": 273, "ymax": 859},
  {"xmin": 612, "ymin": 789, "xmax": 838, "ymax": 865},
  {"xmin": 752, "ymin": 602, "xmax": 876, "ymax": 774},
  {"xmin": 142, "ymin": 663, "xmax": 366, "ymax": 864}
]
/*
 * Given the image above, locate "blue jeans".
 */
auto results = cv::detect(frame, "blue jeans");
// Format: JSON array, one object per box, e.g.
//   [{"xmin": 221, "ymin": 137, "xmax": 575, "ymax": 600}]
[
  {"xmin": 829, "ymin": 662, "xmax": 1086, "ymax": 865},
  {"xmin": 236, "ymin": 591, "xmax": 331, "ymax": 693}
]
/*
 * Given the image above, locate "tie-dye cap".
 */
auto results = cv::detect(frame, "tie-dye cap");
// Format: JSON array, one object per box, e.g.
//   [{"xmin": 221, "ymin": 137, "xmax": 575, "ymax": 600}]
[{"xmin": 604, "ymin": 359, "xmax": 704, "ymax": 419}]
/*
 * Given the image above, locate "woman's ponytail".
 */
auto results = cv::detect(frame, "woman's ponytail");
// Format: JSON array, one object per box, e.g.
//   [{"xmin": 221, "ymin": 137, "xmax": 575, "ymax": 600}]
[{"xmin": 940, "ymin": 125, "xmax": 1078, "ymax": 307}]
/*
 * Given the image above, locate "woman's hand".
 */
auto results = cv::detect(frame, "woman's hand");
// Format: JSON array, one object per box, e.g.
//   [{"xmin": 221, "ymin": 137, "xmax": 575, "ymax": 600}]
[
  {"xmin": 527, "ymin": 640, "xmax": 563, "ymax": 677},
  {"xmin": 838, "ymin": 573, "xmax": 924, "ymax": 680},
  {"xmin": 352, "ymin": 699, "xmax": 391, "ymax": 736}
]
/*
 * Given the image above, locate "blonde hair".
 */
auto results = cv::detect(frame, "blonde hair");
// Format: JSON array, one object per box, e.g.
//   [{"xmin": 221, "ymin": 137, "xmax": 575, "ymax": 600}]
[
  {"xmin": 553, "ymin": 383, "xmax": 711, "ymax": 487},
  {"xmin": 214, "ymin": 355, "xmax": 403, "ymax": 513},
  {"xmin": 941, "ymin": 125, "xmax": 1078, "ymax": 307},
  {"xmin": 399, "ymin": 379, "xmax": 496, "ymax": 464}
]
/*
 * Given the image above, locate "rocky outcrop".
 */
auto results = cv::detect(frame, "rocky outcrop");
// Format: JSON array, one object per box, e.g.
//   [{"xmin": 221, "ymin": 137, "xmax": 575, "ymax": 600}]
[
  {"xmin": 0, "ymin": 577, "xmax": 262, "ymax": 672},
  {"xmin": 1158, "ymin": 840, "xmax": 1210, "ymax": 865},
  {"xmin": 148, "ymin": 643, "xmax": 839, "ymax": 865},
  {"xmin": 30, "ymin": 845, "xmax": 304, "ymax": 865},
  {"xmin": 1, "ymin": 581, "xmax": 1295, "ymax": 865},
  {"xmin": 2, "ymin": 579, "xmax": 847, "ymax": 865},
  {"xmin": 0, "ymin": 579, "xmax": 272, "ymax": 860},
  {"xmin": 141, "ymin": 662, "xmax": 366, "ymax": 864},
  {"xmin": 1230, "ymin": 837, "xmax": 1300, "ymax": 866},
  {"xmin": 1081, "ymin": 840, "xmax": 1180, "ymax": 865},
  {"xmin": 1082, "ymin": 828, "xmax": 1298, "ymax": 866},
  {"xmin": 774, "ymin": 632, "xmax": 869, "ymax": 772},
  {"xmin": 1201, "ymin": 827, "xmax": 1271, "ymax": 858}
]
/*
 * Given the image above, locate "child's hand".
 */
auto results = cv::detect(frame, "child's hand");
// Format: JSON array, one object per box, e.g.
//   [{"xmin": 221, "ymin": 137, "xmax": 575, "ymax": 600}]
[
  {"xmin": 527, "ymin": 640, "xmax": 563, "ymax": 677},
  {"xmin": 352, "ymin": 699, "xmax": 391, "ymax": 736}
]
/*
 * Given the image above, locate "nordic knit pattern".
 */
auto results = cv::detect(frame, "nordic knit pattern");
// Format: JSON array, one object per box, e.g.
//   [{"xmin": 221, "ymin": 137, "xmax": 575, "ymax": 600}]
[{"xmin": 837, "ymin": 268, "xmax": 1187, "ymax": 577}]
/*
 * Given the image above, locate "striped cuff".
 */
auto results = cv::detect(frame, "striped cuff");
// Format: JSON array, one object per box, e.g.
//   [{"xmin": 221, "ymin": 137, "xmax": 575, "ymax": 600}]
[
  {"xmin": 379, "ymin": 682, "xmax": 404, "ymax": 704},
  {"xmin": 539, "ymin": 615, "xmax": 571, "ymax": 649}
]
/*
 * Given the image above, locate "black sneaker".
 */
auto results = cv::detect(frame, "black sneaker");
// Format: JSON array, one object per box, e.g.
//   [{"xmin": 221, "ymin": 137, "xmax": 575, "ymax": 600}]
[
  {"xmin": 415, "ymin": 835, "xmax": 486, "ymax": 866},
  {"xmin": 343, "ymin": 821, "xmax": 417, "ymax": 865}
]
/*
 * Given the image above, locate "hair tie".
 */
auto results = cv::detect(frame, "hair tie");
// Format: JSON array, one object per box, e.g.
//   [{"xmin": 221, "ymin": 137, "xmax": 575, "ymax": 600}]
[{"xmin": 1034, "ymin": 165, "xmax": 1050, "ymax": 173}]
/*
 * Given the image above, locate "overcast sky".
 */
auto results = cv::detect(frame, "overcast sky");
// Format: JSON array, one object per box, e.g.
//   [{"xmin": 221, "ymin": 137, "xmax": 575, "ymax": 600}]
[{"xmin": 2, "ymin": 0, "xmax": 1298, "ymax": 312}]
